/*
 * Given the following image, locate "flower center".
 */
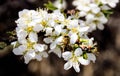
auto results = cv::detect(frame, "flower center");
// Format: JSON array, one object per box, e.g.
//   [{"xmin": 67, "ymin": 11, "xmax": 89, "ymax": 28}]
[
  {"xmin": 41, "ymin": 20, "xmax": 47, "ymax": 26},
  {"xmin": 27, "ymin": 41, "xmax": 35, "ymax": 49},
  {"xmin": 26, "ymin": 26, "xmax": 33, "ymax": 33},
  {"xmin": 71, "ymin": 28, "xmax": 78, "ymax": 33}
]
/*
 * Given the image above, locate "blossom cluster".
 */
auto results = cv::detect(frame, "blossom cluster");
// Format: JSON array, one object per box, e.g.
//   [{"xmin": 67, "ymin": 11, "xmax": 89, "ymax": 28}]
[
  {"xmin": 73, "ymin": 0, "xmax": 119, "ymax": 31},
  {"xmin": 12, "ymin": 0, "xmax": 119, "ymax": 72}
]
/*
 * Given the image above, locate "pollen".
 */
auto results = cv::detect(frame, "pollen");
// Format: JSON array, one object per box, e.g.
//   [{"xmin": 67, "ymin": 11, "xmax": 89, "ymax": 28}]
[
  {"xmin": 71, "ymin": 28, "xmax": 78, "ymax": 33},
  {"xmin": 27, "ymin": 26, "xmax": 33, "ymax": 33},
  {"xmin": 27, "ymin": 41, "xmax": 34, "ymax": 49},
  {"xmin": 41, "ymin": 20, "xmax": 47, "ymax": 26}
]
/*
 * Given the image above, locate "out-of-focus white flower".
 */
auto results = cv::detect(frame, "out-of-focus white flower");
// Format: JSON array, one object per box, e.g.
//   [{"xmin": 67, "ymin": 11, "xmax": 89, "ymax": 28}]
[
  {"xmin": 73, "ymin": 0, "xmax": 91, "ymax": 12},
  {"xmin": 86, "ymin": 12, "xmax": 108, "ymax": 30},
  {"xmin": 100, "ymin": 5, "xmax": 111, "ymax": 10},
  {"xmin": 53, "ymin": 0, "xmax": 67, "ymax": 9},
  {"xmin": 101, "ymin": 0, "xmax": 119, "ymax": 8},
  {"xmin": 51, "ymin": 10, "xmax": 65, "ymax": 23}
]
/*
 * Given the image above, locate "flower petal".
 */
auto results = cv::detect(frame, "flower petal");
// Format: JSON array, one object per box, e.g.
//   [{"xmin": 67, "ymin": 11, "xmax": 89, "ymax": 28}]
[
  {"xmin": 34, "ymin": 44, "xmax": 47, "ymax": 52},
  {"xmin": 33, "ymin": 24, "xmax": 44, "ymax": 32},
  {"xmin": 74, "ymin": 48, "xmax": 83, "ymax": 56},
  {"xmin": 55, "ymin": 36, "xmax": 63, "ymax": 43},
  {"xmin": 35, "ymin": 54, "xmax": 42, "ymax": 61},
  {"xmin": 70, "ymin": 33, "xmax": 78, "ymax": 44},
  {"xmin": 62, "ymin": 51, "xmax": 72, "ymax": 61},
  {"xmin": 73, "ymin": 62, "xmax": 80, "ymax": 72},
  {"xmin": 97, "ymin": 24, "xmax": 104, "ymax": 30},
  {"xmin": 29, "ymin": 32, "xmax": 38, "ymax": 42},
  {"xmin": 49, "ymin": 47, "xmax": 61, "ymax": 58},
  {"xmin": 16, "ymin": 28, "xmax": 28, "ymax": 39},
  {"xmin": 78, "ymin": 57, "xmax": 90, "ymax": 65},
  {"xmin": 18, "ymin": 38, "xmax": 27, "ymax": 44},
  {"xmin": 87, "ymin": 53, "xmax": 96, "ymax": 63},
  {"xmin": 40, "ymin": 52, "xmax": 48, "ymax": 58},
  {"xmin": 13, "ymin": 45, "xmax": 26, "ymax": 55},
  {"xmin": 79, "ymin": 26, "xmax": 89, "ymax": 33},
  {"xmin": 43, "ymin": 37, "xmax": 53, "ymax": 44},
  {"xmin": 64, "ymin": 61, "xmax": 72, "ymax": 70},
  {"xmin": 24, "ymin": 50, "xmax": 35, "ymax": 64},
  {"xmin": 45, "ymin": 27, "xmax": 53, "ymax": 36},
  {"xmin": 50, "ymin": 42, "xmax": 56, "ymax": 49}
]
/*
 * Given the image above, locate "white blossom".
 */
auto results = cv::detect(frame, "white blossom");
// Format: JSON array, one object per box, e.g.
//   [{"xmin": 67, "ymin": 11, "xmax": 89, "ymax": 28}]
[
  {"xmin": 53, "ymin": 0, "xmax": 67, "ymax": 9},
  {"xmin": 62, "ymin": 48, "xmax": 83, "ymax": 72},
  {"xmin": 101, "ymin": 0, "xmax": 119, "ymax": 8},
  {"xmin": 13, "ymin": 38, "xmax": 48, "ymax": 63}
]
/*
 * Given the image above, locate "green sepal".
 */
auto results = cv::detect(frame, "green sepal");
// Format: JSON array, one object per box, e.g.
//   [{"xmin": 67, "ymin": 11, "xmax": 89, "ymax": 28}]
[
  {"xmin": 83, "ymin": 52, "xmax": 88, "ymax": 59},
  {"xmin": 102, "ymin": 10, "xmax": 113, "ymax": 18}
]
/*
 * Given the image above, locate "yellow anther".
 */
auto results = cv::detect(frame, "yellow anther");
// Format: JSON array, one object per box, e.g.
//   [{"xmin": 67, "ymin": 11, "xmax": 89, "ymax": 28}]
[
  {"xmin": 41, "ymin": 20, "xmax": 47, "ymax": 26},
  {"xmin": 71, "ymin": 28, "xmax": 78, "ymax": 33},
  {"xmin": 27, "ymin": 26, "xmax": 33, "ymax": 33}
]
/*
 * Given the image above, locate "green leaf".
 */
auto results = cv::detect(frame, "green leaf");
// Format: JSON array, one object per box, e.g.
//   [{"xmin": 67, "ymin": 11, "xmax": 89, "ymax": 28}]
[{"xmin": 44, "ymin": 1, "xmax": 58, "ymax": 11}]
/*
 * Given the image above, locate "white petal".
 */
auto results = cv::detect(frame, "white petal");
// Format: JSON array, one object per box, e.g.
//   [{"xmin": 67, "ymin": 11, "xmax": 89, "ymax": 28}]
[
  {"xmin": 18, "ymin": 38, "xmax": 27, "ymax": 44},
  {"xmin": 89, "ymin": 38, "xmax": 94, "ymax": 46},
  {"xmin": 24, "ymin": 50, "xmax": 35, "ymax": 64},
  {"xmin": 33, "ymin": 44, "xmax": 46, "ymax": 52},
  {"xmin": 49, "ymin": 47, "xmax": 61, "ymax": 58},
  {"xmin": 64, "ymin": 61, "xmax": 72, "ymax": 70},
  {"xmin": 17, "ymin": 29, "xmax": 28, "ymax": 39},
  {"xmin": 45, "ymin": 27, "xmax": 53, "ymax": 36},
  {"xmin": 13, "ymin": 48, "xmax": 21, "ymax": 55},
  {"xmin": 54, "ymin": 25, "xmax": 62, "ymax": 35},
  {"xmin": 43, "ymin": 37, "xmax": 53, "ymax": 44},
  {"xmin": 55, "ymin": 36, "xmax": 63, "ymax": 43},
  {"xmin": 97, "ymin": 24, "xmax": 104, "ymax": 30},
  {"xmin": 87, "ymin": 53, "xmax": 96, "ymax": 63},
  {"xmin": 33, "ymin": 24, "xmax": 43, "ymax": 32},
  {"xmin": 78, "ymin": 57, "xmax": 90, "ymax": 65},
  {"xmin": 29, "ymin": 32, "xmax": 38, "ymax": 42},
  {"xmin": 86, "ymin": 14, "xmax": 94, "ymax": 22},
  {"xmin": 109, "ymin": 3, "xmax": 116, "ymax": 8},
  {"xmin": 40, "ymin": 52, "xmax": 48, "ymax": 58},
  {"xmin": 70, "ymin": 33, "xmax": 78, "ymax": 44},
  {"xmin": 19, "ymin": 9, "xmax": 29, "ymax": 17},
  {"xmin": 79, "ymin": 26, "xmax": 89, "ymax": 33},
  {"xmin": 73, "ymin": 62, "xmax": 80, "ymax": 72},
  {"xmin": 13, "ymin": 45, "xmax": 26, "ymax": 55},
  {"xmin": 35, "ymin": 54, "xmax": 42, "ymax": 61},
  {"xmin": 50, "ymin": 42, "xmax": 56, "ymax": 49},
  {"xmin": 62, "ymin": 51, "xmax": 72, "ymax": 61},
  {"xmin": 74, "ymin": 48, "xmax": 83, "ymax": 56}
]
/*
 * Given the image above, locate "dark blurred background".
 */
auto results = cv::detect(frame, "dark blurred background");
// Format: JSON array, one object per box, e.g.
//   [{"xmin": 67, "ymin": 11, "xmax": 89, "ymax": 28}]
[{"xmin": 0, "ymin": 0, "xmax": 120, "ymax": 76}]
